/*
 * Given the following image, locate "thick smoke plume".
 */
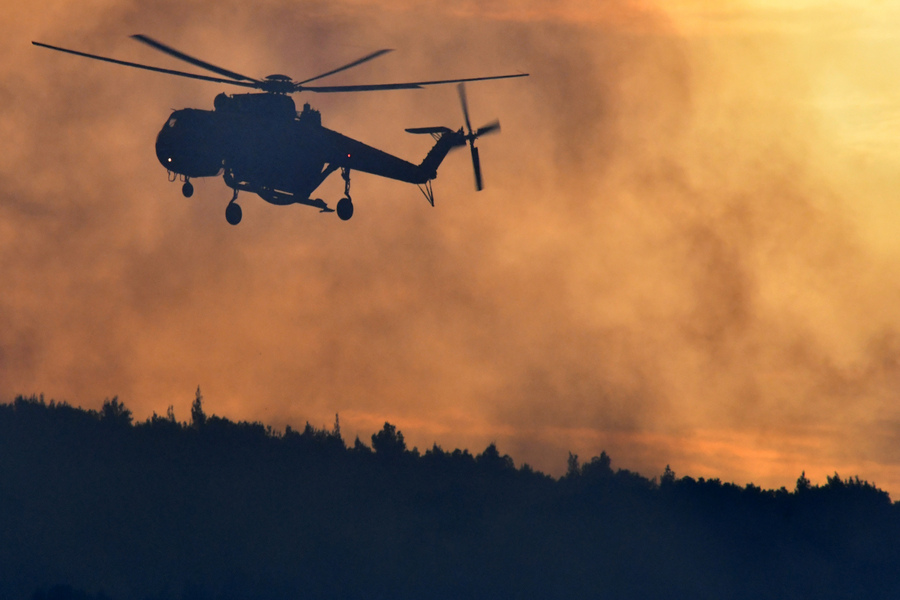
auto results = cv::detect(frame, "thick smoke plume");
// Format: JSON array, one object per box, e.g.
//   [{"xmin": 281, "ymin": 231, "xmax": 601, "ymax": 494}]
[{"xmin": 4, "ymin": 0, "xmax": 900, "ymax": 493}]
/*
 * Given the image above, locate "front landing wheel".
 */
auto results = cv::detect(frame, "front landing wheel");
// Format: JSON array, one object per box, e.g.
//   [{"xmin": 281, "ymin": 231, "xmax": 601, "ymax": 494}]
[
  {"xmin": 225, "ymin": 202, "xmax": 242, "ymax": 226},
  {"xmin": 336, "ymin": 197, "xmax": 354, "ymax": 221},
  {"xmin": 182, "ymin": 181, "xmax": 194, "ymax": 198}
]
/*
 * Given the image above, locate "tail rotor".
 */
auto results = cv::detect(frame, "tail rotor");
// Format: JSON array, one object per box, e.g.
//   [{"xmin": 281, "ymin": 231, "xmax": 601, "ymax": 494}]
[{"xmin": 457, "ymin": 83, "xmax": 500, "ymax": 191}]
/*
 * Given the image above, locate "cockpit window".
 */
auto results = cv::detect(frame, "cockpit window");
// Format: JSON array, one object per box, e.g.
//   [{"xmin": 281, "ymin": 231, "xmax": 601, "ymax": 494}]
[{"xmin": 167, "ymin": 117, "xmax": 177, "ymax": 128}]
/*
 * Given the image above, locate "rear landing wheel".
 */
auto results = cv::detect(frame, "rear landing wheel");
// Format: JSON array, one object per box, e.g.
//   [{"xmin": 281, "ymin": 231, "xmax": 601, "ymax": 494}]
[
  {"xmin": 336, "ymin": 197, "xmax": 354, "ymax": 221},
  {"xmin": 225, "ymin": 202, "xmax": 242, "ymax": 226},
  {"xmin": 182, "ymin": 181, "xmax": 194, "ymax": 198}
]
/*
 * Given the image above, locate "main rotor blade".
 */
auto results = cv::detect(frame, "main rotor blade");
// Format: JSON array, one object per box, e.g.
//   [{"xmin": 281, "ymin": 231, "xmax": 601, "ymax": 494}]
[
  {"xmin": 131, "ymin": 34, "xmax": 261, "ymax": 84},
  {"xmin": 471, "ymin": 144, "xmax": 483, "ymax": 191},
  {"xmin": 302, "ymin": 72, "xmax": 529, "ymax": 93},
  {"xmin": 405, "ymin": 126, "xmax": 454, "ymax": 134},
  {"xmin": 458, "ymin": 83, "xmax": 473, "ymax": 135},
  {"xmin": 32, "ymin": 41, "xmax": 259, "ymax": 89},
  {"xmin": 296, "ymin": 49, "xmax": 393, "ymax": 86}
]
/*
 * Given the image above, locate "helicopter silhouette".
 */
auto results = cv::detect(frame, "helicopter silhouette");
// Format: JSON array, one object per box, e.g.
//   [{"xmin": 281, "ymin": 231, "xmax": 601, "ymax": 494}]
[{"xmin": 32, "ymin": 35, "xmax": 528, "ymax": 224}]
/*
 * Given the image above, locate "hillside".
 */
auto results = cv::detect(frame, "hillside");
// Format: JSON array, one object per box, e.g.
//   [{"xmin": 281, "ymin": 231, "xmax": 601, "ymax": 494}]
[{"xmin": 2, "ymin": 394, "xmax": 899, "ymax": 600}]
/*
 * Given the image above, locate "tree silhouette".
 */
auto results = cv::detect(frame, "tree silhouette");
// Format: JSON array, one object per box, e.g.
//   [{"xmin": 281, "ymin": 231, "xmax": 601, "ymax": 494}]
[
  {"xmin": 660, "ymin": 464, "xmax": 676, "ymax": 487},
  {"xmin": 580, "ymin": 451, "xmax": 613, "ymax": 480},
  {"xmin": 566, "ymin": 451, "xmax": 580, "ymax": 477},
  {"xmin": 100, "ymin": 396, "xmax": 132, "ymax": 427},
  {"xmin": 796, "ymin": 470, "xmax": 812, "ymax": 493},
  {"xmin": 371, "ymin": 421, "xmax": 406, "ymax": 457},
  {"xmin": 476, "ymin": 442, "xmax": 514, "ymax": 472},
  {"xmin": 190, "ymin": 386, "xmax": 206, "ymax": 428}
]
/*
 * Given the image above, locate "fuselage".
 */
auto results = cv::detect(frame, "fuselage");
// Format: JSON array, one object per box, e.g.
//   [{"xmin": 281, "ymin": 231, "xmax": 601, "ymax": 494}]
[{"xmin": 155, "ymin": 92, "xmax": 439, "ymax": 204}]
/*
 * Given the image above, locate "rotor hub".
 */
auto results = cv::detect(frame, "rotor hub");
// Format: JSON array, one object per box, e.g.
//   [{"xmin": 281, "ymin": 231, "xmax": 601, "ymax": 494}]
[{"xmin": 262, "ymin": 74, "xmax": 296, "ymax": 94}]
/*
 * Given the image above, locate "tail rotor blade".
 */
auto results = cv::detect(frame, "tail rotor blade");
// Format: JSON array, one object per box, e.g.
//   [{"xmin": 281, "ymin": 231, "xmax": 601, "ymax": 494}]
[
  {"xmin": 471, "ymin": 145, "xmax": 483, "ymax": 191},
  {"xmin": 476, "ymin": 120, "xmax": 501, "ymax": 137},
  {"xmin": 458, "ymin": 83, "xmax": 473, "ymax": 135}
]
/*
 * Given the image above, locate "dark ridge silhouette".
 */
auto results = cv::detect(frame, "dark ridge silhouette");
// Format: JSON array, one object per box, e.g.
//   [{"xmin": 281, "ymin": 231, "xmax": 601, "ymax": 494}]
[{"xmin": 2, "ymin": 394, "xmax": 899, "ymax": 600}]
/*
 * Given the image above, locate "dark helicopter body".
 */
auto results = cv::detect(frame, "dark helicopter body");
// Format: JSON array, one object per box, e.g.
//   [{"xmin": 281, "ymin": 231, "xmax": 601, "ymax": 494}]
[
  {"xmin": 157, "ymin": 92, "xmax": 463, "ymax": 219},
  {"xmin": 33, "ymin": 35, "xmax": 526, "ymax": 224}
]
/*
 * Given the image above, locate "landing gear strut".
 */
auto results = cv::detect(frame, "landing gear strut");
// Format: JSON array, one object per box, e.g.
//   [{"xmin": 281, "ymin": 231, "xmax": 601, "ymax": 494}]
[
  {"xmin": 337, "ymin": 167, "xmax": 354, "ymax": 221},
  {"xmin": 225, "ymin": 188, "xmax": 242, "ymax": 226}
]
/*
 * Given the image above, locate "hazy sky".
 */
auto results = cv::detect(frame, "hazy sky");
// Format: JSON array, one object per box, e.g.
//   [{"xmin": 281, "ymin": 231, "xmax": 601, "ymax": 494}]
[{"xmin": 4, "ymin": 0, "xmax": 900, "ymax": 494}]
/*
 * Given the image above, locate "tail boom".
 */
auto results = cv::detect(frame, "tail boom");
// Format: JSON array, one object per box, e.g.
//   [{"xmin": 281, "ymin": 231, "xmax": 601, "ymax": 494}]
[{"xmin": 415, "ymin": 128, "xmax": 466, "ymax": 181}]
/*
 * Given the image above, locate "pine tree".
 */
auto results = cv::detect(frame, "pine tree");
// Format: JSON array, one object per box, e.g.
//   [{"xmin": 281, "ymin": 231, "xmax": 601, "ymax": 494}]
[{"xmin": 191, "ymin": 386, "xmax": 206, "ymax": 428}]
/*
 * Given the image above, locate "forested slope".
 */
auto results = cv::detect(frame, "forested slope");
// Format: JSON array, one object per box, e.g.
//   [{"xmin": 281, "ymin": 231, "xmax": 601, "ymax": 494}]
[{"xmin": 2, "ymin": 394, "xmax": 898, "ymax": 600}]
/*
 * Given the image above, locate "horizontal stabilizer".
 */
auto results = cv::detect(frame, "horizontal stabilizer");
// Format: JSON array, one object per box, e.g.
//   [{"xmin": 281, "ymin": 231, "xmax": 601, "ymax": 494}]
[{"xmin": 405, "ymin": 126, "xmax": 453, "ymax": 135}]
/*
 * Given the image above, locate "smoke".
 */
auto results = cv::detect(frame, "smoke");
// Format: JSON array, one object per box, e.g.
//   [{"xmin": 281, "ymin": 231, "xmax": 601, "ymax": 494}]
[{"xmin": 4, "ymin": 0, "xmax": 900, "ymax": 494}]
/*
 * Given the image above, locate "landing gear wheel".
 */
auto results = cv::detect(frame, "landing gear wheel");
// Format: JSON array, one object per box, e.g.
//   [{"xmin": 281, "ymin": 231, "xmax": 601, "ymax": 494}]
[
  {"xmin": 225, "ymin": 202, "xmax": 242, "ymax": 226},
  {"xmin": 336, "ymin": 197, "xmax": 354, "ymax": 221},
  {"xmin": 182, "ymin": 181, "xmax": 194, "ymax": 198}
]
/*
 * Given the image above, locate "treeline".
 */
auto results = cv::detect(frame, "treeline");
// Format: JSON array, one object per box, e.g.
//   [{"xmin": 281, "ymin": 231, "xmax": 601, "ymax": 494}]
[{"xmin": 2, "ymin": 393, "xmax": 899, "ymax": 600}]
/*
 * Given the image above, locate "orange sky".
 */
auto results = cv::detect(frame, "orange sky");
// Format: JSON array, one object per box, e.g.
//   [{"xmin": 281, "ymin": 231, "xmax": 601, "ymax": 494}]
[{"xmin": 3, "ymin": 0, "xmax": 900, "ymax": 496}]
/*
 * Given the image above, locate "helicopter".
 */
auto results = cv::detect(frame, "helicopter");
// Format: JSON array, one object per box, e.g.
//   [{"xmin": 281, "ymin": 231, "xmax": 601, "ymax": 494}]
[{"xmin": 32, "ymin": 35, "xmax": 528, "ymax": 224}]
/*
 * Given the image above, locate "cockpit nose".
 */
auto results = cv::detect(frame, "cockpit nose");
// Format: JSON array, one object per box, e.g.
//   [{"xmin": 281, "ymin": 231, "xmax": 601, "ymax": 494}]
[
  {"xmin": 155, "ymin": 109, "xmax": 224, "ymax": 178},
  {"xmin": 155, "ymin": 115, "xmax": 182, "ymax": 170}
]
